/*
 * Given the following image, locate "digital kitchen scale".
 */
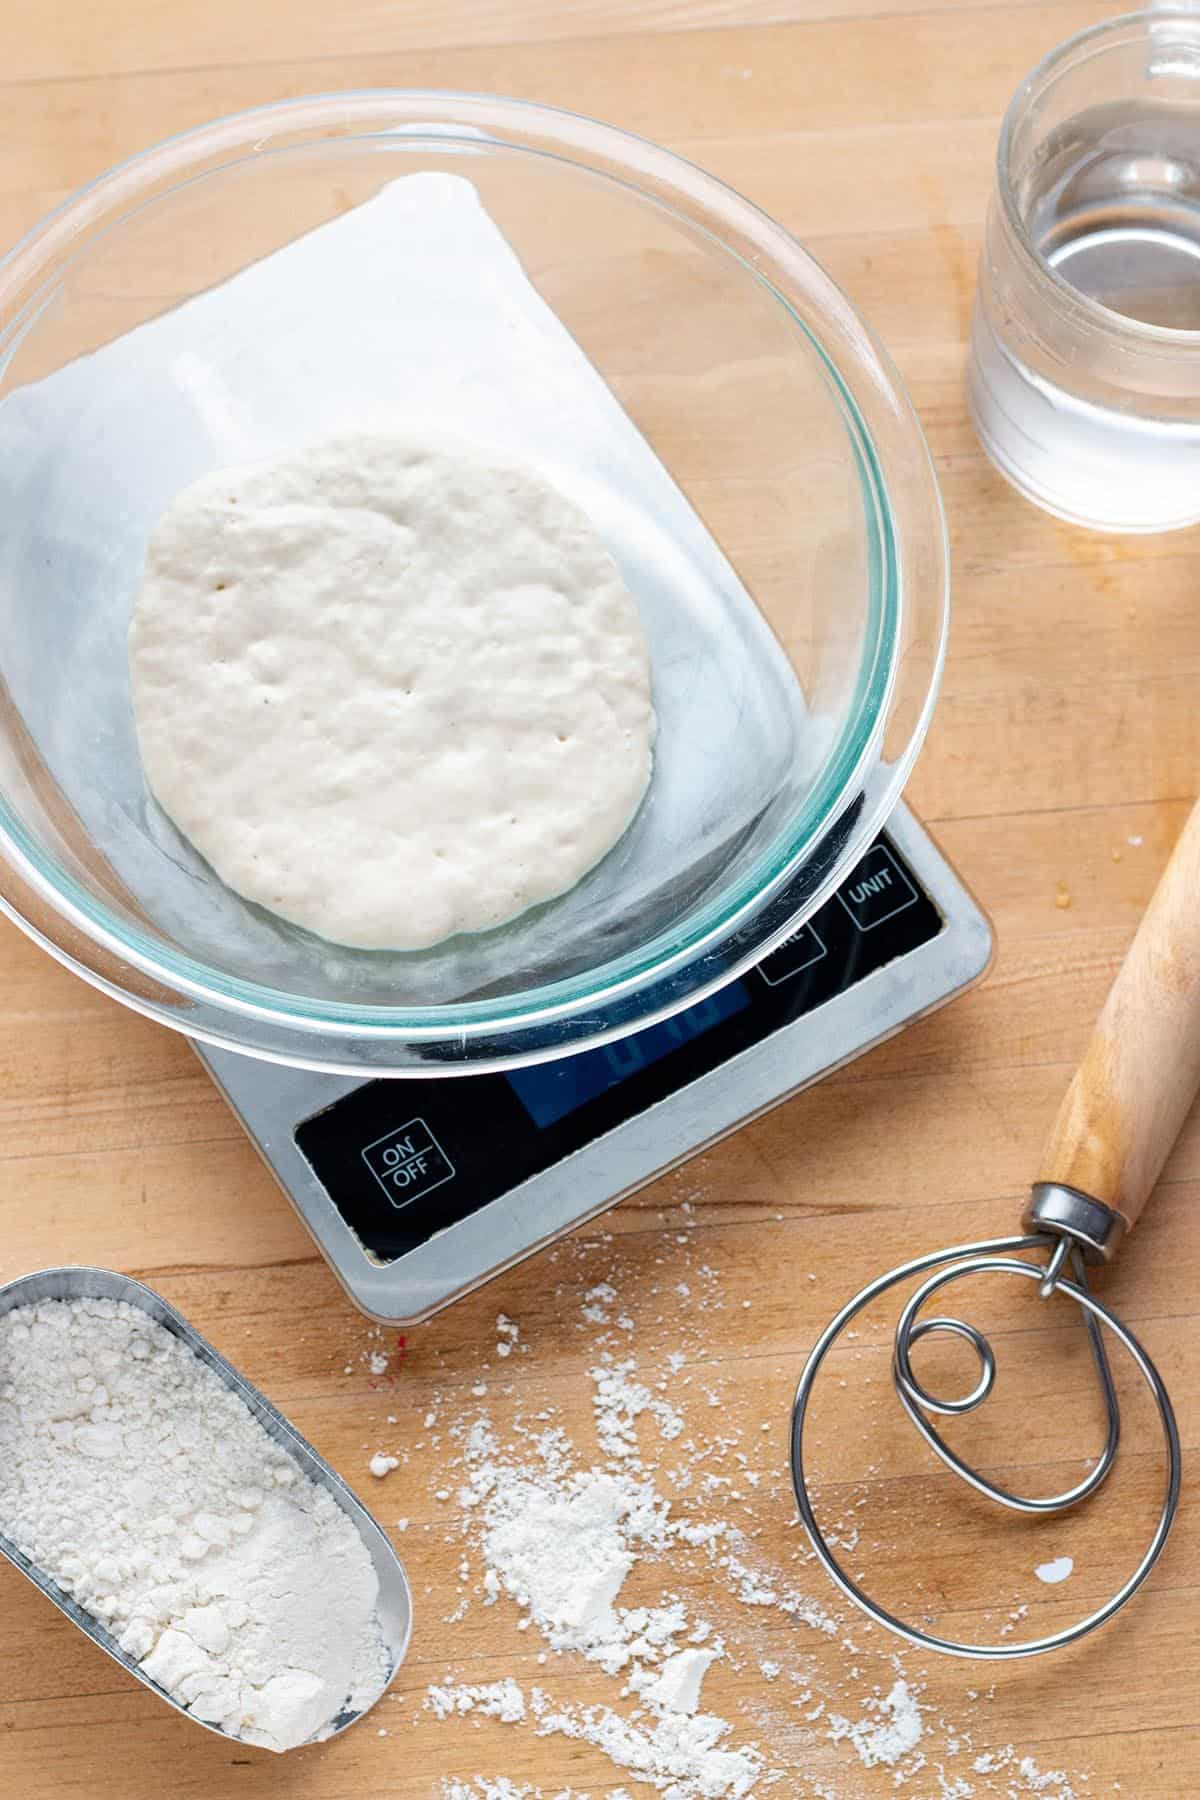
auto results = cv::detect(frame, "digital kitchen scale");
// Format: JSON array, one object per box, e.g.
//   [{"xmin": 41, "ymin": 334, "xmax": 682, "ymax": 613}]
[{"xmin": 198, "ymin": 805, "xmax": 991, "ymax": 1323}]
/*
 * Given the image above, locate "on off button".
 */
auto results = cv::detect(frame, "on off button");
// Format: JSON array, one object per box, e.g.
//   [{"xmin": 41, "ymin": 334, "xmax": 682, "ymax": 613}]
[{"xmin": 361, "ymin": 1118, "xmax": 456, "ymax": 1210}]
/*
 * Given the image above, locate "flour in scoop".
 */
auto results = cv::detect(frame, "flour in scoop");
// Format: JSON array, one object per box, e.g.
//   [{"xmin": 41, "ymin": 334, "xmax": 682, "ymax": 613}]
[
  {"xmin": 0, "ymin": 1298, "xmax": 389, "ymax": 1750},
  {"xmin": 129, "ymin": 430, "xmax": 656, "ymax": 950}
]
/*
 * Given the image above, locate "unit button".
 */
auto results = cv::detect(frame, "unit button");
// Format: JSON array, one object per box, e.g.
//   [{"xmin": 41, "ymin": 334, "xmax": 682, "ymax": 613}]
[
  {"xmin": 361, "ymin": 1118, "xmax": 455, "ymax": 1210},
  {"xmin": 758, "ymin": 922, "xmax": 827, "ymax": 987},
  {"xmin": 837, "ymin": 844, "xmax": 919, "ymax": 932}
]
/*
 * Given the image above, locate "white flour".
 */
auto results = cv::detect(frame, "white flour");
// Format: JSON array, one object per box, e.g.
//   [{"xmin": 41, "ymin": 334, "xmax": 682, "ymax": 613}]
[
  {"xmin": 427, "ymin": 1415, "xmax": 763, "ymax": 1796},
  {"xmin": 443, "ymin": 1785, "xmax": 537, "ymax": 1800},
  {"xmin": 0, "ymin": 1297, "xmax": 389, "ymax": 1750},
  {"xmin": 591, "ymin": 1361, "xmax": 685, "ymax": 1461},
  {"xmin": 476, "ymin": 1462, "xmax": 671, "ymax": 1663},
  {"xmin": 443, "ymin": 1784, "xmax": 635, "ymax": 1800},
  {"xmin": 532, "ymin": 1691, "xmax": 760, "ymax": 1798},
  {"xmin": 429, "ymin": 1678, "xmax": 528, "ymax": 1723},
  {"xmin": 429, "ymin": 1673, "xmax": 760, "ymax": 1800},
  {"xmin": 1033, "ymin": 1557, "xmax": 1074, "ymax": 1586},
  {"xmin": 829, "ymin": 1679, "xmax": 924, "ymax": 1768},
  {"xmin": 414, "ymin": 1238, "xmax": 1094, "ymax": 1800},
  {"xmin": 643, "ymin": 1649, "xmax": 717, "ymax": 1717}
]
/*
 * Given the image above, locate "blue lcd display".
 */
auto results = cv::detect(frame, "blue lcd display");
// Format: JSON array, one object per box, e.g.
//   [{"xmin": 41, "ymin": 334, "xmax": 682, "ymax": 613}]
[{"xmin": 506, "ymin": 982, "xmax": 752, "ymax": 1130}]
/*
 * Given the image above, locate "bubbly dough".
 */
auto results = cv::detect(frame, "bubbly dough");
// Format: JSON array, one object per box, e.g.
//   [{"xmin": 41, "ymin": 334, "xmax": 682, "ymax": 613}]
[{"xmin": 129, "ymin": 432, "xmax": 655, "ymax": 949}]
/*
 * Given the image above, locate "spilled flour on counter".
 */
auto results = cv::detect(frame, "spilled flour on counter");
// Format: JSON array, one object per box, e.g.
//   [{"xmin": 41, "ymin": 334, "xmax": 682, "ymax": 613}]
[
  {"xmin": 396, "ymin": 1213, "xmax": 1091, "ymax": 1799},
  {"xmin": 1033, "ymin": 1557, "xmax": 1074, "ymax": 1586},
  {"xmin": 442, "ymin": 1784, "xmax": 636, "ymax": 1800},
  {"xmin": 0, "ymin": 1297, "xmax": 389, "ymax": 1750},
  {"xmin": 428, "ymin": 1419, "xmax": 761, "ymax": 1795},
  {"xmin": 829, "ymin": 1678, "xmax": 923, "ymax": 1768},
  {"xmin": 429, "ymin": 1679, "xmax": 528, "ymax": 1723}
]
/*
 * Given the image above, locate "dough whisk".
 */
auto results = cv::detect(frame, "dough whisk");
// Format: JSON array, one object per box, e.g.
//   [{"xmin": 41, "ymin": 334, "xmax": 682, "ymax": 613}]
[{"xmin": 790, "ymin": 798, "xmax": 1198, "ymax": 1657}]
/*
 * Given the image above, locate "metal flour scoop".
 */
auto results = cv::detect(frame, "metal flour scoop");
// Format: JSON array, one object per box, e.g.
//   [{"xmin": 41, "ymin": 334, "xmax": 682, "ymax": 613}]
[
  {"xmin": 0, "ymin": 1268, "xmax": 413, "ymax": 1743},
  {"xmin": 791, "ymin": 797, "xmax": 1199, "ymax": 1657}
]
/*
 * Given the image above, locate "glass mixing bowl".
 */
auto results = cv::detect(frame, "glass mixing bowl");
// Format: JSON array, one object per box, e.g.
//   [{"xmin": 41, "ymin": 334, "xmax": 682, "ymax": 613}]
[{"xmin": 0, "ymin": 93, "xmax": 948, "ymax": 1075}]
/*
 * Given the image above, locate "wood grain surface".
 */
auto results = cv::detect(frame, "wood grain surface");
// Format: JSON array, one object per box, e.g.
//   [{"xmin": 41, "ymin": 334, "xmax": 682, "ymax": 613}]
[{"xmin": 0, "ymin": 2, "xmax": 1191, "ymax": 1796}]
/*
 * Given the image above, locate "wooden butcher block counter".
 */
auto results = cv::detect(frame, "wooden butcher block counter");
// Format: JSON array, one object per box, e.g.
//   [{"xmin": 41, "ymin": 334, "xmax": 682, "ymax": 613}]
[{"xmin": 0, "ymin": 1, "xmax": 1192, "ymax": 1795}]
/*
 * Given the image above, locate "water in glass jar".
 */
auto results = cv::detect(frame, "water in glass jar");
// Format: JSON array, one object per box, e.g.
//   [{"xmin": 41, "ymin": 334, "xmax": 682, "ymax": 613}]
[
  {"xmin": 971, "ymin": 101, "xmax": 1200, "ymax": 533},
  {"xmin": 1030, "ymin": 100, "xmax": 1200, "ymax": 330}
]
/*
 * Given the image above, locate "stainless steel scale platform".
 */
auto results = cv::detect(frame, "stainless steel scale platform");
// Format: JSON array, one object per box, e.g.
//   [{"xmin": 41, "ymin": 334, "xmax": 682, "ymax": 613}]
[{"xmin": 199, "ymin": 804, "xmax": 991, "ymax": 1323}]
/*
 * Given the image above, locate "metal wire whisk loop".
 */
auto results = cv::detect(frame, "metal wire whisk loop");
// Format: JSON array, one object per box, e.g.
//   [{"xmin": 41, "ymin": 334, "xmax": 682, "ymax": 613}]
[
  {"xmin": 890, "ymin": 1237, "xmax": 1121, "ymax": 1516},
  {"xmin": 790, "ymin": 1233, "xmax": 1181, "ymax": 1659}
]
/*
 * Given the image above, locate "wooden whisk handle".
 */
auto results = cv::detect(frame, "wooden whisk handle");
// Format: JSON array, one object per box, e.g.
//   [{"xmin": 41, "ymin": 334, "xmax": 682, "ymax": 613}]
[{"xmin": 1039, "ymin": 796, "xmax": 1200, "ymax": 1234}]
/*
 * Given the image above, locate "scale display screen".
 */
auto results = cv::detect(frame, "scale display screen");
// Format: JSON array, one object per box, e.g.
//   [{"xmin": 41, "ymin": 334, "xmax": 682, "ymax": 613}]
[
  {"xmin": 506, "ymin": 983, "xmax": 752, "ymax": 1129},
  {"xmin": 294, "ymin": 835, "xmax": 942, "ymax": 1263}
]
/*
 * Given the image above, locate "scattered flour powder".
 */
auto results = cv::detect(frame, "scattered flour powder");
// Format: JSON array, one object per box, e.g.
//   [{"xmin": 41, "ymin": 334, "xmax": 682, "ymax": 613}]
[
  {"xmin": 829, "ymin": 1678, "xmax": 924, "ymax": 1768},
  {"xmin": 0, "ymin": 1297, "xmax": 390, "ymax": 1750},
  {"xmin": 443, "ymin": 1784, "xmax": 533, "ymax": 1800},
  {"xmin": 428, "ymin": 1418, "xmax": 763, "ymax": 1797},
  {"xmin": 642, "ymin": 1649, "xmax": 717, "ymax": 1717},
  {"xmin": 429, "ymin": 1678, "xmax": 528, "ymax": 1724},
  {"xmin": 413, "ymin": 1248, "xmax": 1092, "ymax": 1800},
  {"xmin": 443, "ymin": 1785, "xmax": 635, "ymax": 1800}
]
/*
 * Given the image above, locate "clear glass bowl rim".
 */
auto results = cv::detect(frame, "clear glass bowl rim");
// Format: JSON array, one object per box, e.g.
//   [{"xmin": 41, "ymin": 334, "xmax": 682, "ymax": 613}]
[{"xmin": 0, "ymin": 89, "xmax": 948, "ymax": 1063}]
